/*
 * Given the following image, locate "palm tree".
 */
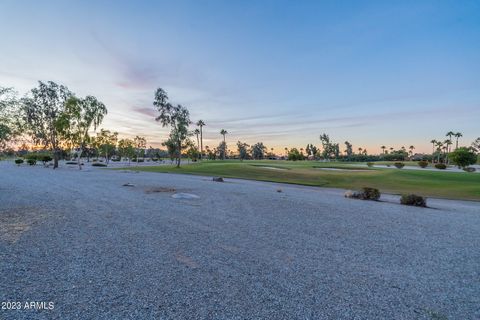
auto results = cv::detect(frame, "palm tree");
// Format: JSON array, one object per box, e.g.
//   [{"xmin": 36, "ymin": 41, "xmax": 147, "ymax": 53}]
[
  {"xmin": 196, "ymin": 120, "xmax": 205, "ymax": 160},
  {"xmin": 430, "ymin": 139, "xmax": 437, "ymax": 163},
  {"xmin": 358, "ymin": 147, "xmax": 362, "ymax": 154},
  {"xmin": 220, "ymin": 129, "xmax": 228, "ymax": 160},
  {"xmin": 389, "ymin": 147, "xmax": 394, "ymax": 153},
  {"xmin": 284, "ymin": 147, "xmax": 288, "ymax": 157},
  {"xmin": 444, "ymin": 139, "xmax": 452, "ymax": 164},
  {"xmin": 454, "ymin": 132, "xmax": 462, "ymax": 149},
  {"xmin": 381, "ymin": 145, "xmax": 386, "ymax": 154},
  {"xmin": 435, "ymin": 141, "xmax": 443, "ymax": 163},
  {"xmin": 194, "ymin": 128, "xmax": 200, "ymax": 150},
  {"xmin": 446, "ymin": 131, "xmax": 454, "ymax": 152}
]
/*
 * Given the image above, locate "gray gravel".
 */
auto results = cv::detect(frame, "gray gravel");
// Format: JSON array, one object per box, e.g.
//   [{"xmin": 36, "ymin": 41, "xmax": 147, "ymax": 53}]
[{"xmin": 1, "ymin": 160, "xmax": 479, "ymax": 319}]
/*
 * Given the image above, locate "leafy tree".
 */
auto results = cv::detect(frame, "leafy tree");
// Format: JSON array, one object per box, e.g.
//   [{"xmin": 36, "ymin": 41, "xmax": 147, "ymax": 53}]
[
  {"xmin": 237, "ymin": 141, "xmax": 250, "ymax": 161},
  {"xmin": 0, "ymin": 87, "xmax": 18, "ymax": 151},
  {"xmin": 153, "ymin": 88, "xmax": 191, "ymax": 167},
  {"xmin": 118, "ymin": 138, "xmax": 135, "ymax": 164},
  {"xmin": 162, "ymin": 137, "xmax": 178, "ymax": 163},
  {"xmin": 21, "ymin": 81, "xmax": 73, "ymax": 169},
  {"xmin": 185, "ymin": 140, "xmax": 200, "ymax": 162},
  {"xmin": 251, "ymin": 142, "xmax": 267, "ymax": 160},
  {"xmin": 408, "ymin": 145, "xmax": 415, "ymax": 157},
  {"xmin": 95, "ymin": 129, "xmax": 118, "ymax": 163},
  {"xmin": 344, "ymin": 141, "xmax": 353, "ymax": 158},
  {"xmin": 287, "ymin": 148, "xmax": 304, "ymax": 161},
  {"xmin": 449, "ymin": 147, "xmax": 477, "ymax": 168},
  {"xmin": 57, "ymin": 95, "xmax": 107, "ymax": 169},
  {"xmin": 217, "ymin": 141, "xmax": 227, "ymax": 159},
  {"xmin": 133, "ymin": 135, "xmax": 147, "ymax": 165},
  {"xmin": 472, "ymin": 137, "xmax": 480, "ymax": 152},
  {"xmin": 196, "ymin": 120, "xmax": 205, "ymax": 159}
]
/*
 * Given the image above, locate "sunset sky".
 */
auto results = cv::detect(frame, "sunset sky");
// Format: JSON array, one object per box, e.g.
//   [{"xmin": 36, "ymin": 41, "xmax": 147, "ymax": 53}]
[{"xmin": 1, "ymin": 0, "xmax": 479, "ymax": 153}]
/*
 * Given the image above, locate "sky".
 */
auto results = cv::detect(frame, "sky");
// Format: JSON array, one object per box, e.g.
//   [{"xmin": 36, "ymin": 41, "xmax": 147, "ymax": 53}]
[{"xmin": 0, "ymin": 0, "xmax": 479, "ymax": 153}]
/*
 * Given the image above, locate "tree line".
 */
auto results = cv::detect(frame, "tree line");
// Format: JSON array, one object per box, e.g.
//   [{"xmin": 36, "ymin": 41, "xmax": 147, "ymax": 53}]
[{"xmin": 1, "ymin": 82, "xmax": 479, "ymax": 169}]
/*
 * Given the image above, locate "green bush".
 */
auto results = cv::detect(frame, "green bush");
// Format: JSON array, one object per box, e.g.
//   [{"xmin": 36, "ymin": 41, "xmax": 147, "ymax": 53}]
[
  {"xmin": 400, "ymin": 194, "xmax": 427, "ymax": 207},
  {"xmin": 152, "ymin": 158, "xmax": 159, "ymax": 161},
  {"xmin": 66, "ymin": 161, "xmax": 77, "ymax": 165},
  {"xmin": 27, "ymin": 159, "xmax": 37, "ymax": 166},
  {"xmin": 418, "ymin": 161, "xmax": 428, "ymax": 168},
  {"xmin": 463, "ymin": 167, "xmax": 476, "ymax": 173},
  {"xmin": 111, "ymin": 158, "xmax": 120, "ymax": 162},
  {"xmin": 366, "ymin": 162, "xmax": 374, "ymax": 167},
  {"xmin": 41, "ymin": 155, "xmax": 52, "ymax": 163},
  {"xmin": 15, "ymin": 159, "xmax": 24, "ymax": 165},
  {"xmin": 92, "ymin": 163, "xmax": 107, "ymax": 167},
  {"xmin": 361, "ymin": 187, "xmax": 381, "ymax": 200},
  {"xmin": 435, "ymin": 163, "xmax": 447, "ymax": 170},
  {"xmin": 394, "ymin": 162, "xmax": 405, "ymax": 169}
]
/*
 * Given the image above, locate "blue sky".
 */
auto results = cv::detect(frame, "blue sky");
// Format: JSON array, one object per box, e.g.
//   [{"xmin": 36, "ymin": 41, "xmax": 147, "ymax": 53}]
[{"xmin": 1, "ymin": 0, "xmax": 479, "ymax": 153}]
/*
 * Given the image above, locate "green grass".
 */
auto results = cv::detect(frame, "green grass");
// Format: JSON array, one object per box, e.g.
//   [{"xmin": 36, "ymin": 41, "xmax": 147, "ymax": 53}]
[{"xmin": 118, "ymin": 160, "xmax": 480, "ymax": 201}]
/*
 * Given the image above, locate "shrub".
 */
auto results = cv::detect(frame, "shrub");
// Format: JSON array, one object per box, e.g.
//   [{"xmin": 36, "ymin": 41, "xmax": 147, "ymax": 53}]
[
  {"xmin": 400, "ymin": 194, "xmax": 427, "ymax": 207},
  {"xmin": 132, "ymin": 158, "xmax": 144, "ymax": 162},
  {"xmin": 366, "ymin": 162, "xmax": 374, "ymax": 167},
  {"xmin": 15, "ymin": 159, "xmax": 24, "ymax": 165},
  {"xmin": 463, "ymin": 167, "xmax": 476, "ymax": 172},
  {"xmin": 41, "ymin": 155, "xmax": 52, "ymax": 163},
  {"xmin": 435, "ymin": 163, "xmax": 447, "ymax": 170},
  {"xmin": 362, "ymin": 187, "xmax": 381, "ymax": 200},
  {"xmin": 66, "ymin": 161, "xmax": 77, "ymax": 165},
  {"xmin": 418, "ymin": 161, "xmax": 428, "ymax": 168},
  {"xmin": 394, "ymin": 162, "xmax": 405, "ymax": 169},
  {"xmin": 152, "ymin": 158, "xmax": 159, "ymax": 161},
  {"xmin": 27, "ymin": 159, "xmax": 37, "ymax": 166},
  {"xmin": 344, "ymin": 188, "xmax": 380, "ymax": 200},
  {"xmin": 92, "ymin": 163, "xmax": 107, "ymax": 167},
  {"xmin": 111, "ymin": 158, "xmax": 120, "ymax": 162}
]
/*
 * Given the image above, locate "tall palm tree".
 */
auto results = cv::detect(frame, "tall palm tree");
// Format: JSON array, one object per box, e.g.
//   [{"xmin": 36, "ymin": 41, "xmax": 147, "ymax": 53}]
[
  {"xmin": 196, "ymin": 120, "xmax": 205, "ymax": 160},
  {"xmin": 435, "ymin": 141, "xmax": 443, "ymax": 163},
  {"xmin": 446, "ymin": 131, "xmax": 454, "ymax": 152},
  {"xmin": 444, "ymin": 139, "xmax": 452, "ymax": 164},
  {"xmin": 284, "ymin": 147, "xmax": 288, "ymax": 156},
  {"xmin": 358, "ymin": 147, "xmax": 362, "ymax": 154},
  {"xmin": 381, "ymin": 145, "xmax": 386, "ymax": 154},
  {"xmin": 454, "ymin": 132, "xmax": 462, "ymax": 149},
  {"xmin": 220, "ymin": 129, "xmax": 228, "ymax": 160},
  {"xmin": 430, "ymin": 139, "xmax": 437, "ymax": 163},
  {"xmin": 194, "ymin": 128, "xmax": 200, "ymax": 150}
]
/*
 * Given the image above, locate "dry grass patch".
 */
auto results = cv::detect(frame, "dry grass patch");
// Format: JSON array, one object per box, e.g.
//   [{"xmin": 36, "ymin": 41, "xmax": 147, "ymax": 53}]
[{"xmin": 0, "ymin": 207, "xmax": 46, "ymax": 244}]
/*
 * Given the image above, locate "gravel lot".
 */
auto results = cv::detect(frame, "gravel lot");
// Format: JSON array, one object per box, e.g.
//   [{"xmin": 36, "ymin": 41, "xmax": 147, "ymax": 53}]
[{"xmin": 1, "ymin": 161, "xmax": 479, "ymax": 319}]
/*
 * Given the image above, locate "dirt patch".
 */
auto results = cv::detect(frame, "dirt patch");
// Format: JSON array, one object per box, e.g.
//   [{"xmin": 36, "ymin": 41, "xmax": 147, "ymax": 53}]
[
  {"xmin": 144, "ymin": 187, "xmax": 176, "ymax": 194},
  {"xmin": 0, "ymin": 207, "xmax": 46, "ymax": 244}
]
